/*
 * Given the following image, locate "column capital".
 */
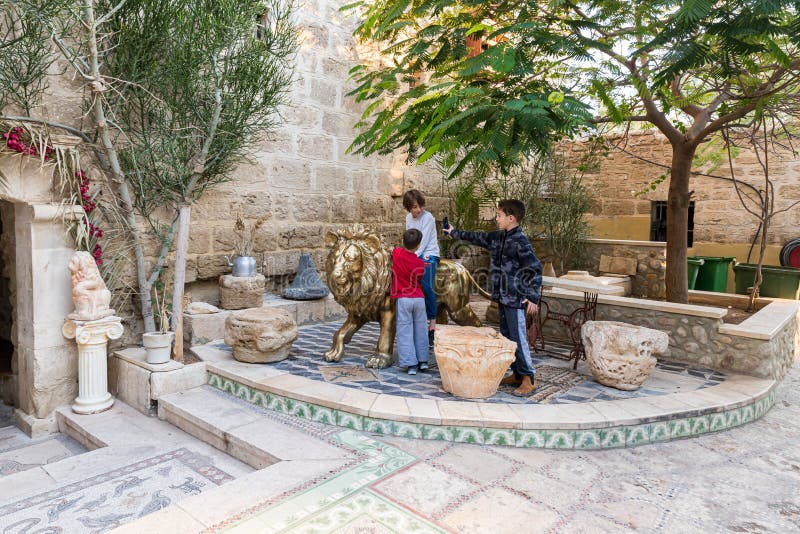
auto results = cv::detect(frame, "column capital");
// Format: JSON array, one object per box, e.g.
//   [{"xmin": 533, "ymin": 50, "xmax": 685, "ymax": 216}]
[{"xmin": 63, "ymin": 316, "xmax": 124, "ymax": 345}]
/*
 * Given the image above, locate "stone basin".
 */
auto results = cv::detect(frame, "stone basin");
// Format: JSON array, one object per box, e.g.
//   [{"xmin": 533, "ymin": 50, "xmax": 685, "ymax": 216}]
[
  {"xmin": 581, "ymin": 320, "xmax": 669, "ymax": 390},
  {"xmin": 434, "ymin": 325, "xmax": 516, "ymax": 399}
]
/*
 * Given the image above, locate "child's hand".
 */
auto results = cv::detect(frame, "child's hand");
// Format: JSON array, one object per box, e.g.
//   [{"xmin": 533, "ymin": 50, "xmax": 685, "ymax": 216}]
[
  {"xmin": 443, "ymin": 226, "xmax": 454, "ymax": 236},
  {"xmin": 522, "ymin": 299, "xmax": 539, "ymax": 316}
]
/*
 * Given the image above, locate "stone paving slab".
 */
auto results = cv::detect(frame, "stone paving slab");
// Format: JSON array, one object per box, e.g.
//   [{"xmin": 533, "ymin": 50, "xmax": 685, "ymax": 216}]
[{"xmin": 113, "ymin": 363, "xmax": 800, "ymax": 533}]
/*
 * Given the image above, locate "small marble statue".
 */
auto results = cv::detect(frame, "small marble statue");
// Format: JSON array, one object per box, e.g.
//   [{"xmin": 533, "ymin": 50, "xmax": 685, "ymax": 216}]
[{"xmin": 68, "ymin": 251, "xmax": 114, "ymax": 321}]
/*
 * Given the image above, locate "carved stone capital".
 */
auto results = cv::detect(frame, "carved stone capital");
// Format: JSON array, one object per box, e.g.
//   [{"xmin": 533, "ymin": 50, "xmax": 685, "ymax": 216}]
[{"xmin": 63, "ymin": 316, "xmax": 124, "ymax": 345}]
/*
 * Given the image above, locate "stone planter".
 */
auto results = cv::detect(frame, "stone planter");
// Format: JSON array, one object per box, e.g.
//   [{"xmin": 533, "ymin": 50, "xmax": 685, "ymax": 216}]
[
  {"xmin": 142, "ymin": 332, "xmax": 175, "ymax": 365},
  {"xmin": 224, "ymin": 307, "xmax": 298, "ymax": 363},
  {"xmin": 581, "ymin": 320, "xmax": 669, "ymax": 390},
  {"xmin": 434, "ymin": 325, "xmax": 516, "ymax": 399}
]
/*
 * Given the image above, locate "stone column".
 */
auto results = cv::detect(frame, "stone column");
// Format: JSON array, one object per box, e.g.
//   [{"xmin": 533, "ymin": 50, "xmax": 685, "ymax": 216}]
[{"xmin": 62, "ymin": 316, "xmax": 123, "ymax": 414}]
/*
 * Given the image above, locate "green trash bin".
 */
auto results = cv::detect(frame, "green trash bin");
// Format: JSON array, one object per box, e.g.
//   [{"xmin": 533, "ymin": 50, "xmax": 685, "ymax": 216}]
[
  {"xmin": 690, "ymin": 256, "xmax": 736, "ymax": 293},
  {"xmin": 687, "ymin": 258, "xmax": 704, "ymax": 290},
  {"xmin": 733, "ymin": 263, "xmax": 800, "ymax": 299}
]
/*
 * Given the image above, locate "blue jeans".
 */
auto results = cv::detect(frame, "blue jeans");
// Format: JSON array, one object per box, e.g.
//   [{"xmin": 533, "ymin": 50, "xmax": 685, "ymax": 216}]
[
  {"xmin": 421, "ymin": 256, "xmax": 439, "ymax": 321},
  {"xmin": 395, "ymin": 298, "xmax": 429, "ymax": 367},
  {"xmin": 498, "ymin": 304, "xmax": 535, "ymax": 377}
]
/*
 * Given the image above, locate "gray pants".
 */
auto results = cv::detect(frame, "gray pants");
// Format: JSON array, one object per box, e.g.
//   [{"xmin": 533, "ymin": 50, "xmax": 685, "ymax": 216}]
[{"xmin": 396, "ymin": 298, "xmax": 429, "ymax": 367}]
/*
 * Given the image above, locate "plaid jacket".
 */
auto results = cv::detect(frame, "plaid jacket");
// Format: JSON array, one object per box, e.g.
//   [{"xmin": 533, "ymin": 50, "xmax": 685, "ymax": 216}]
[{"xmin": 451, "ymin": 226, "xmax": 542, "ymax": 308}]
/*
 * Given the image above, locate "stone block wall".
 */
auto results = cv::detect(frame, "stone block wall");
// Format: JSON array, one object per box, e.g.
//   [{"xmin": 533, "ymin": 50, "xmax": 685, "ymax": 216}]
[
  {"xmin": 142, "ymin": 0, "xmax": 449, "ymax": 310},
  {"xmin": 561, "ymin": 130, "xmax": 800, "ymax": 249},
  {"xmin": 540, "ymin": 291, "xmax": 798, "ymax": 380},
  {"xmin": 533, "ymin": 238, "xmax": 666, "ymax": 298}
]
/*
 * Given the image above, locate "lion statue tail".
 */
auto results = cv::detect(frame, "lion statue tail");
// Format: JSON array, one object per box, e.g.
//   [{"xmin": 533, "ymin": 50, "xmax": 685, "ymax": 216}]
[{"xmin": 462, "ymin": 268, "xmax": 492, "ymax": 300}]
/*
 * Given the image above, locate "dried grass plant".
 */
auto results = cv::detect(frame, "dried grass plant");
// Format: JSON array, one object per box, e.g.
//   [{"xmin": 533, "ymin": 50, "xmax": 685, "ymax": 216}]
[{"xmin": 233, "ymin": 208, "xmax": 268, "ymax": 257}]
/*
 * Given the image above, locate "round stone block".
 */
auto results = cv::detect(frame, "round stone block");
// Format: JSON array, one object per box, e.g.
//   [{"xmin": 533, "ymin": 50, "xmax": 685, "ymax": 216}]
[
  {"xmin": 434, "ymin": 325, "xmax": 516, "ymax": 399},
  {"xmin": 581, "ymin": 320, "xmax": 669, "ymax": 390},
  {"xmin": 224, "ymin": 307, "xmax": 298, "ymax": 363},
  {"xmin": 219, "ymin": 274, "xmax": 265, "ymax": 310}
]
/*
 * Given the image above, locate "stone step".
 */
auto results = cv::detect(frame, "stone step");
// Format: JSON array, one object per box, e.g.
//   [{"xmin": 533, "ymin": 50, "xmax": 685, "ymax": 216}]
[{"xmin": 158, "ymin": 386, "xmax": 347, "ymax": 470}]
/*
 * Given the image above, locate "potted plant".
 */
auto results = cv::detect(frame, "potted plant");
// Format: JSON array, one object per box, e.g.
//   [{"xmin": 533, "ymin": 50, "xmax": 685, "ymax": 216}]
[
  {"xmin": 225, "ymin": 210, "xmax": 267, "ymax": 277},
  {"xmin": 142, "ymin": 287, "xmax": 174, "ymax": 364}
]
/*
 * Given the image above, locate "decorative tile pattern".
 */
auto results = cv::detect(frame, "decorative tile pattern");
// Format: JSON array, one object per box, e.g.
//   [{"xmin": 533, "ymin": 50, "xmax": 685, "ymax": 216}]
[
  {"xmin": 0, "ymin": 448, "xmax": 233, "ymax": 532},
  {"xmin": 211, "ymin": 430, "xmax": 418, "ymax": 532},
  {"xmin": 203, "ymin": 320, "xmax": 726, "ymax": 405},
  {"xmin": 206, "ymin": 372, "xmax": 776, "ymax": 450}
]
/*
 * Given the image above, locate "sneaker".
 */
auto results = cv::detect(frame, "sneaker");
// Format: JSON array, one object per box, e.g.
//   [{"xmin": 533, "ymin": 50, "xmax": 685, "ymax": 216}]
[
  {"xmin": 428, "ymin": 330, "xmax": 435, "ymax": 347},
  {"xmin": 408, "ymin": 366, "xmax": 418, "ymax": 375},
  {"xmin": 419, "ymin": 362, "xmax": 429, "ymax": 371}
]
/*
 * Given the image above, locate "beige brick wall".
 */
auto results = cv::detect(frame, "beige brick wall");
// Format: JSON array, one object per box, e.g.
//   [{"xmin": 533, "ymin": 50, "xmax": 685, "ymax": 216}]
[
  {"xmin": 176, "ymin": 0, "xmax": 447, "ymax": 304},
  {"xmin": 563, "ymin": 130, "xmax": 800, "ymax": 253}
]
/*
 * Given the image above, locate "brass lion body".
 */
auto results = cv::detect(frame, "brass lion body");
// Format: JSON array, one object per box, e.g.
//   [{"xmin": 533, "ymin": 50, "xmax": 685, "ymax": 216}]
[{"xmin": 324, "ymin": 226, "xmax": 489, "ymax": 368}]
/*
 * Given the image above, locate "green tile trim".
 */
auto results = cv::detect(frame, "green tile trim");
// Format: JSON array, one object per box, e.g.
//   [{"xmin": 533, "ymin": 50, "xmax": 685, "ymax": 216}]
[{"xmin": 205, "ymin": 372, "xmax": 777, "ymax": 450}]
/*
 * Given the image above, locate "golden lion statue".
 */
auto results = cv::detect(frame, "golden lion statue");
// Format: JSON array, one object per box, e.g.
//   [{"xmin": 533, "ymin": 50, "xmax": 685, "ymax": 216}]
[{"xmin": 324, "ymin": 226, "xmax": 490, "ymax": 368}]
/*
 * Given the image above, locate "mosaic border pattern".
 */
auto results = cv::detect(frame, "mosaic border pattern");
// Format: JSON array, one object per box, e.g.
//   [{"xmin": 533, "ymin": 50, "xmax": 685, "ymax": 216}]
[{"xmin": 207, "ymin": 372, "xmax": 776, "ymax": 450}]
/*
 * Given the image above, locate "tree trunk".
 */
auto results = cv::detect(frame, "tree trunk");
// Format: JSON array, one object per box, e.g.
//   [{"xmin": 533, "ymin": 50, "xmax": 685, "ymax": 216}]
[
  {"xmin": 664, "ymin": 143, "xmax": 695, "ymax": 303},
  {"xmin": 171, "ymin": 205, "xmax": 191, "ymax": 361},
  {"xmin": 83, "ymin": 0, "xmax": 156, "ymax": 332}
]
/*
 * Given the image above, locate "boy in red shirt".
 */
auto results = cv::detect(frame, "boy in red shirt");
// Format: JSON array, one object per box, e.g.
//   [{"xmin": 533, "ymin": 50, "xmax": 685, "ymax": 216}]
[{"xmin": 391, "ymin": 229, "xmax": 429, "ymax": 375}]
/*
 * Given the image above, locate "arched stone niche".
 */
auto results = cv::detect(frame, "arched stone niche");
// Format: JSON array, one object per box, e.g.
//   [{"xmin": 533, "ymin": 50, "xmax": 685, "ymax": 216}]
[{"xmin": 0, "ymin": 155, "xmax": 81, "ymax": 436}]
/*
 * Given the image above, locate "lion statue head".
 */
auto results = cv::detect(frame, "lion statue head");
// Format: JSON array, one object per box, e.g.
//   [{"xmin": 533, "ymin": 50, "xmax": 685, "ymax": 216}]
[{"xmin": 324, "ymin": 225, "xmax": 391, "ymax": 320}]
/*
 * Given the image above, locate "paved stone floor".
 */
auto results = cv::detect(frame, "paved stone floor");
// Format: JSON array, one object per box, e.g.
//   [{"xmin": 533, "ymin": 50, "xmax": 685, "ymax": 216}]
[
  {"xmin": 1, "ymin": 350, "xmax": 797, "ymax": 533},
  {"xmin": 205, "ymin": 321, "xmax": 727, "ymax": 404},
  {"xmin": 185, "ymin": 363, "xmax": 800, "ymax": 532}
]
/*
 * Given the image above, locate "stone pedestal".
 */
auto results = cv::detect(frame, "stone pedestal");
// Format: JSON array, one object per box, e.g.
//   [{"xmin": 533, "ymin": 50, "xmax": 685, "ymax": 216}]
[
  {"xmin": 62, "ymin": 316, "xmax": 124, "ymax": 414},
  {"xmin": 582, "ymin": 320, "xmax": 669, "ymax": 390},
  {"xmin": 224, "ymin": 307, "xmax": 298, "ymax": 363},
  {"xmin": 434, "ymin": 325, "xmax": 516, "ymax": 399},
  {"xmin": 219, "ymin": 274, "xmax": 266, "ymax": 310}
]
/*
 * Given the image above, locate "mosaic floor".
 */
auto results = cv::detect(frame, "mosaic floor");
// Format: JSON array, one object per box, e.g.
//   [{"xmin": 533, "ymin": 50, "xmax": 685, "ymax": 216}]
[
  {"xmin": 0, "ymin": 448, "xmax": 234, "ymax": 532},
  {"xmin": 207, "ymin": 321, "xmax": 727, "ymax": 404}
]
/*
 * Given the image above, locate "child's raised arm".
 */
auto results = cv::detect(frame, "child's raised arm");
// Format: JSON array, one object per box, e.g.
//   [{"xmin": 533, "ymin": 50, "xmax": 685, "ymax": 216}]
[{"xmin": 449, "ymin": 228, "xmax": 495, "ymax": 250}]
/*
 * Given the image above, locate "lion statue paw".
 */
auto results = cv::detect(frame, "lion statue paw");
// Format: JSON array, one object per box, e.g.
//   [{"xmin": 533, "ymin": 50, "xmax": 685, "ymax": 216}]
[
  {"xmin": 365, "ymin": 353, "xmax": 392, "ymax": 369},
  {"xmin": 324, "ymin": 348, "xmax": 343, "ymax": 362}
]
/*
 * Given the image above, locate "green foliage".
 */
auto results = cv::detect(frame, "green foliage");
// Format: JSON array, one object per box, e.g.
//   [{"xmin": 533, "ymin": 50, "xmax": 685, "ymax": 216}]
[
  {"xmin": 441, "ymin": 146, "xmax": 596, "ymax": 273},
  {"xmin": 345, "ymin": 0, "xmax": 800, "ymax": 301},
  {"xmin": 345, "ymin": 0, "xmax": 592, "ymax": 180},
  {"xmin": 99, "ymin": 0, "xmax": 297, "ymax": 223},
  {"xmin": 0, "ymin": 0, "xmax": 73, "ymax": 114}
]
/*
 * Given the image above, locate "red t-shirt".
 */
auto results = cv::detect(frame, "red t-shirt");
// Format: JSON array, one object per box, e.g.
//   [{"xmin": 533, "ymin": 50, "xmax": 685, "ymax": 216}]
[{"xmin": 391, "ymin": 247, "xmax": 425, "ymax": 299}]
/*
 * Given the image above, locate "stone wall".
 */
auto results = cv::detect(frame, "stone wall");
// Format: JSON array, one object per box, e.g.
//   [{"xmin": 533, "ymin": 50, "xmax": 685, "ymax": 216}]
[
  {"xmin": 562, "ymin": 131, "xmax": 800, "ymax": 249},
  {"xmin": 141, "ymin": 0, "xmax": 447, "ymax": 314},
  {"xmin": 533, "ymin": 238, "xmax": 666, "ymax": 298},
  {"xmin": 540, "ymin": 290, "xmax": 799, "ymax": 380}
]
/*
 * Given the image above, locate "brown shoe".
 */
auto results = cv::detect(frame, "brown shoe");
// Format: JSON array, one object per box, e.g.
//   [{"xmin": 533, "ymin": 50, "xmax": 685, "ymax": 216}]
[
  {"xmin": 512, "ymin": 375, "xmax": 537, "ymax": 397},
  {"xmin": 500, "ymin": 373, "xmax": 522, "ymax": 386}
]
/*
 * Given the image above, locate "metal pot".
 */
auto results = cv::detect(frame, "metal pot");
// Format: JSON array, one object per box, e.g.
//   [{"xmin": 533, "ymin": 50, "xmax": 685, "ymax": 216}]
[{"xmin": 225, "ymin": 255, "xmax": 257, "ymax": 277}]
